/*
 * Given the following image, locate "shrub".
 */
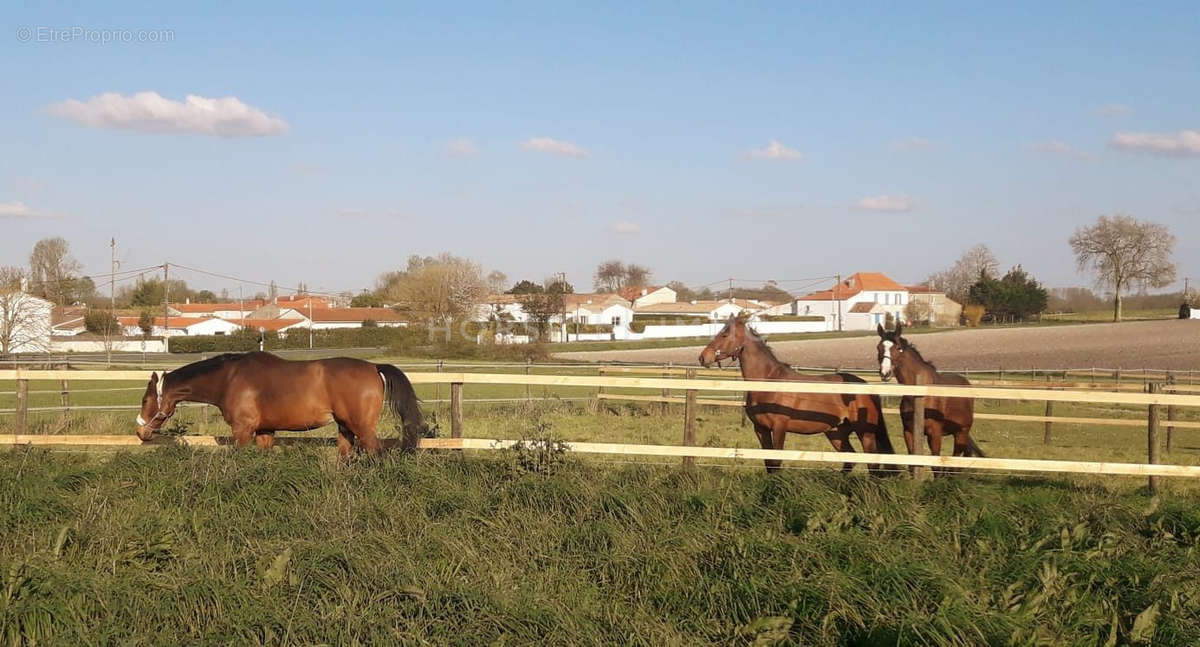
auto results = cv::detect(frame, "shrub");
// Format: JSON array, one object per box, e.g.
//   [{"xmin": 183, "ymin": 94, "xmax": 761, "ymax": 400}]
[{"xmin": 963, "ymin": 304, "xmax": 985, "ymax": 327}]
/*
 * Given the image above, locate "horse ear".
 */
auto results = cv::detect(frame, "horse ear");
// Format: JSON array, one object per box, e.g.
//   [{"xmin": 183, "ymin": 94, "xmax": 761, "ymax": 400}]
[
  {"xmin": 876, "ymin": 323, "xmax": 885, "ymax": 337},
  {"xmin": 150, "ymin": 372, "xmax": 158, "ymax": 383},
  {"xmin": 894, "ymin": 322, "xmax": 903, "ymax": 338}
]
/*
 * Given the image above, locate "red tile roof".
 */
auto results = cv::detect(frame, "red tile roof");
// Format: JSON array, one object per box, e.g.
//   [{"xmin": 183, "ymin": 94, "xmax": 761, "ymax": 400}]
[{"xmin": 799, "ymin": 272, "xmax": 906, "ymax": 301}]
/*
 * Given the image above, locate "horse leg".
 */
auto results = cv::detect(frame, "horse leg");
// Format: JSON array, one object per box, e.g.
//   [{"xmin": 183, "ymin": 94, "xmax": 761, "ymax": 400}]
[
  {"xmin": 926, "ymin": 424, "xmax": 946, "ymax": 475},
  {"xmin": 231, "ymin": 422, "xmax": 256, "ymax": 449},
  {"xmin": 355, "ymin": 424, "xmax": 383, "ymax": 456},
  {"xmin": 336, "ymin": 423, "xmax": 356, "ymax": 459},
  {"xmin": 752, "ymin": 421, "xmax": 780, "ymax": 473},
  {"xmin": 254, "ymin": 431, "xmax": 275, "ymax": 450},
  {"xmin": 852, "ymin": 423, "xmax": 882, "ymax": 476},
  {"xmin": 769, "ymin": 423, "xmax": 789, "ymax": 473},
  {"xmin": 825, "ymin": 427, "xmax": 855, "ymax": 473}
]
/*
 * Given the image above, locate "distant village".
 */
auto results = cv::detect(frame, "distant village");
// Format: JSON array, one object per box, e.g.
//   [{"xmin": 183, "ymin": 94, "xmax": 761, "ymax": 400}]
[{"xmin": 5, "ymin": 271, "xmax": 961, "ymax": 353}]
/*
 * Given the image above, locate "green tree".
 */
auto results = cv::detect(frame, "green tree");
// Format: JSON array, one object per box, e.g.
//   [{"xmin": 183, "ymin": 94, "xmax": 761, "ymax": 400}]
[
  {"xmin": 85, "ymin": 309, "xmax": 121, "ymax": 336},
  {"xmin": 518, "ymin": 292, "xmax": 564, "ymax": 339},
  {"xmin": 350, "ymin": 291, "xmax": 383, "ymax": 307},
  {"xmin": 507, "ymin": 280, "xmax": 544, "ymax": 295},
  {"xmin": 138, "ymin": 310, "xmax": 155, "ymax": 337},
  {"xmin": 968, "ymin": 265, "xmax": 1048, "ymax": 321}
]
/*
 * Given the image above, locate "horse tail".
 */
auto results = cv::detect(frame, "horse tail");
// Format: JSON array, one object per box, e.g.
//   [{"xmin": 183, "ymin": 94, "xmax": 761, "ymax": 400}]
[
  {"xmin": 965, "ymin": 434, "xmax": 985, "ymax": 458},
  {"xmin": 376, "ymin": 364, "xmax": 426, "ymax": 452}
]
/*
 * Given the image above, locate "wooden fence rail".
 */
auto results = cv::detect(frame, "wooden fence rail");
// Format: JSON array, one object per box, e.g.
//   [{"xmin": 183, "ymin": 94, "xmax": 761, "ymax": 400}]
[
  {"xmin": 4, "ymin": 369, "xmax": 1199, "ymax": 487},
  {"xmin": 3, "ymin": 435, "xmax": 1200, "ymax": 480}
]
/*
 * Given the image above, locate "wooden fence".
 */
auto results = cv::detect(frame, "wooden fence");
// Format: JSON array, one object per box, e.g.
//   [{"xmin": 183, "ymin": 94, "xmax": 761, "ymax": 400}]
[{"xmin": 3, "ymin": 369, "xmax": 1200, "ymax": 490}]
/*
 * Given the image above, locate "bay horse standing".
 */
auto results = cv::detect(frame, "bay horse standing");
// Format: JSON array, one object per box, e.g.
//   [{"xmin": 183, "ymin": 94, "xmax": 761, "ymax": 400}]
[
  {"xmin": 699, "ymin": 315, "xmax": 894, "ymax": 474},
  {"xmin": 135, "ymin": 352, "xmax": 425, "ymax": 456},
  {"xmin": 876, "ymin": 323, "xmax": 983, "ymax": 459}
]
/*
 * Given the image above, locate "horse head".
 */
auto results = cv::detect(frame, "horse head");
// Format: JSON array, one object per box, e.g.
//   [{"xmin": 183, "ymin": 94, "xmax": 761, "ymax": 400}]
[
  {"xmin": 699, "ymin": 313, "xmax": 750, "ymax": 367},
  {"xmin": 135, "ymin": 371, "xmax": 173, "ymax": 440},
  {"xmin": 876, "ymin": 322, "xmax": 907, "ymax": 381}
]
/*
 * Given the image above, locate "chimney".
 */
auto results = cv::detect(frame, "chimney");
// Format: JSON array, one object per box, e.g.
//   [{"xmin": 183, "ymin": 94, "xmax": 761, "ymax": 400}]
[{"xmin": 641, "ymin": 288, "xmax": 648, "ymax": 296}]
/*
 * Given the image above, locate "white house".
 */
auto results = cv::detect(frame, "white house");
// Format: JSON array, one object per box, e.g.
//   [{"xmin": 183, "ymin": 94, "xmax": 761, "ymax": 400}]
[
  {"xmin": 0, "ymin": 291, "xmax": 53, "ymax": 354},
  {"xmin": 564, "ymin": 294, "xmax": 635, "ymax": 327},
  {"xmin": 238, "ymin": 318, "xmax": 311, "ymax": 335},
  {"xmin": 618, "ymin": 285, "xmax": 677, "ymax": 309},
  {"xmin": 119, "ymin": 316, "xmax": 242, "ymax": 337},
  {"xmin": 796, "ymin": 272, "xmax": 910, "ymax": 331},
  {"xmin": 634, "ymin": 298, "xmax": 763, "ymax": 321},
  {"xmin": 171, "ymin": 302, "xmax": 262, "ymax": 320}
]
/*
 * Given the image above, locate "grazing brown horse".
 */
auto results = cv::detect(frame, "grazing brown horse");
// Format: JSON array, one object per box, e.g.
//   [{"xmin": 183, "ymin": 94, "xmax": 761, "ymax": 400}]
[
  {"xmin": 135, "ymin": 352, "xmax": 425, "ymax": 456},
  {"xmin": 876, "ymin": 323, "xmax": 983, "ymax": 459},
  {"xmin": 699, "ymin": 315, "xmax": 894, "ymax": 474}
]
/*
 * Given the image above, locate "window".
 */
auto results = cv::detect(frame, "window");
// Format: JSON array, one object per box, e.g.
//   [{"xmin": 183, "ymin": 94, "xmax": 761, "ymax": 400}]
[{"xmin": 611, "ymin": 316, "xmax": 621, "ymax": 326}]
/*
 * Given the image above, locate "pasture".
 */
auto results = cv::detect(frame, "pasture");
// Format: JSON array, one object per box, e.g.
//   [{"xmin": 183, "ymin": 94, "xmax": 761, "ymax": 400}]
[{"xmin": 4, "ymin": 358, "xmax": 1200, "ymax": 645}]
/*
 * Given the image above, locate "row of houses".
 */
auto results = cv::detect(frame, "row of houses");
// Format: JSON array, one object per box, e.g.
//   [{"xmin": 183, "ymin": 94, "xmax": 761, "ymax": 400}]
[
  {"xmin": 1, "ymin": 272, "xmax": 963, "ymax": 354},
  {"xmin": 477, "ymin": 274, "xmax": 961, "ymax": 338}
]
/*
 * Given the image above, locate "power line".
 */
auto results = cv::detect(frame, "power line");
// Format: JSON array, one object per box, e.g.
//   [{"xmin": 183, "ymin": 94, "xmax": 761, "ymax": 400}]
[{"xmin": 167, "ymin": 262, "xmax": 351, "ymax": 299}]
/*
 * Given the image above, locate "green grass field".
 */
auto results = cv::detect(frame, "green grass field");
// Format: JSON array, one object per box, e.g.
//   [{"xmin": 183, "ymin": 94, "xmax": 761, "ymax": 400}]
[
  {"xmin": 5, "ymin": 369, "xmax": 1200, "ymax": 644},
  {"xmin": 3, "ymin": 447, "xmax": 1199, "ymax": 645}
]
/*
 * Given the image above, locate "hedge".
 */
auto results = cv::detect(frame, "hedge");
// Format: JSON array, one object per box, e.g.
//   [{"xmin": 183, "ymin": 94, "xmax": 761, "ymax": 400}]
[{"xmin": 758, "ymin": 314, "xmax": 825, "ymax": 322}]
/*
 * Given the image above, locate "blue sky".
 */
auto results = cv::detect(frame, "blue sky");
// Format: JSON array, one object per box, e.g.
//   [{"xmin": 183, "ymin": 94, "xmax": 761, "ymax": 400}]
[{"xmin": 3, "ymin": 2, "xmax": 1198, "ymax": 297}]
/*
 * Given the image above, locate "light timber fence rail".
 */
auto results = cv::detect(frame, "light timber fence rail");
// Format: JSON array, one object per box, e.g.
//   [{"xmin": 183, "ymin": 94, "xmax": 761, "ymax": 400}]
[{"xmin": 4, "ymin": 369, "xmax": 1200, "ymax": 489}]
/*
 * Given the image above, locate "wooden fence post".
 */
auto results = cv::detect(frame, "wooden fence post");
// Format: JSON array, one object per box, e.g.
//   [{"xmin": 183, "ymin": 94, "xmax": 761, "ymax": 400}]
[
  {"xmin": 1043, "ymin": 400, "xmax": 1054, "ymax": 445},
  {"xmin": 450, "ymin": 382, "xmax": 463, "ymax": 439},
  {"xmin": 59, "ymin": 376, "xmax": 69, "ymax": 432},
  {"xmin": 435, "ymin": 360, "xmax": 443, "ymax": 408},
  {"xmin": 912, "ymin": 374, "xmax": 929, "ymax": 480},
  {"xmin": 1166, "ymin": 372, "xmax": 1176, "ymax": 451},
  {"xmin": 682, "ymin": 368, "xmax": 697, "ymax": 469},
  {"xmin": 1147, "ymin": 382, "xmax": 1161, "ymax": 493},
  {"xmin": 661, "ymin": 363, "xmax": 671, "ymax": 416},
  {"xmin": 596, "ymin": 366, "xmax": 605, "ymax": 411},
  {"xmin": 15, "ymin": 379, "xmax": 29, "ymax": 435}
]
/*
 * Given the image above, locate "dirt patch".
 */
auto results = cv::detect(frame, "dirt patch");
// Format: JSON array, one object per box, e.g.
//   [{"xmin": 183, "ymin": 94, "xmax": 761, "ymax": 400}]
[{"xmin": 555, "ymin": 320, "xmax": 1200, "ymax": 372}]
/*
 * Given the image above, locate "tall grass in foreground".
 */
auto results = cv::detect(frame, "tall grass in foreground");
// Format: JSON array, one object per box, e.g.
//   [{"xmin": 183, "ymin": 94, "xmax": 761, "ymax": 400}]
[{"xmin": 2, "ymin": 447, "xmax": 1199, "ymax": 645}]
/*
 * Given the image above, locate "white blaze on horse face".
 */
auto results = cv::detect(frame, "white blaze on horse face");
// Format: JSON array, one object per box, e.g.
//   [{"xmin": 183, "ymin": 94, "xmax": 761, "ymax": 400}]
[{"xmin": 879, "ymin": 341, "xmax": 894, "ymax": 380}]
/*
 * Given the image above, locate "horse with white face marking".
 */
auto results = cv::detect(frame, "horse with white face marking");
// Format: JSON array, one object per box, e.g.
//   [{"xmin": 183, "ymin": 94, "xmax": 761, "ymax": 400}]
[{"xmin": 876, "ymin": 323, "xmax": 983, "ymax": 460}]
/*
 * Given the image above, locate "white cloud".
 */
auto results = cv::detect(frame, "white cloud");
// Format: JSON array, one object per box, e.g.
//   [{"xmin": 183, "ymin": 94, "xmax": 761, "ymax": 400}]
[
  {"xmin": 889, "ymin": 136, "xmax": 933, "ymax": 151},
  {"xmin": 0, "ymin": 201, "xmax": 57, "ymax": 219},
  {"xmin": 45, "ymin": 91, "xmax": 288, "ymax": 137},
  {"xmin": 855, "ymin": 195, "xmax": 915, "ymax": 213},
  {"xmin": 521, "ymin": 137, "xmax": 589, "ymax": 158},
  {"xmin": 611, "ymin": 221, "xmax": 641, "ymax": 234},
  {"xmin": 1111, "ymin": 130, "xmax": 1200, "ymax": 157},
  {"xmin": 444, "ymin": 137, "xmax": 479, "ymax": 158},
  {"xmin": 1029, "ymin": 140, "xmax": 1095, "ymax": 161},
  {"xmin": 745, "ymin": 140, "xmax": 803, "ymax": 161},
  {"xmin": 1097, "ymin": 104, "xmax": 1131, "ymax": 118}
]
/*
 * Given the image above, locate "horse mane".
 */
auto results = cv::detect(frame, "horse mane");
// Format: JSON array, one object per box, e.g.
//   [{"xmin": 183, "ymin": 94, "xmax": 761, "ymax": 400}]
[
  {"xmin": 165, "ymin": 353, "xmax": 246, "ymax": 385},
  {"xmin": 745, "ymin": 326, "xmax": 788, "ymax": 369},
  {"xmin": 900, "ymin": 338, "xmax": 937, "ymax": 371}
]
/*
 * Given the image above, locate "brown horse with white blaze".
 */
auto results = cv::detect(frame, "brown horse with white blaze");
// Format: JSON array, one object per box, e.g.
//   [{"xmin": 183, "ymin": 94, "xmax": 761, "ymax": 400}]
[
  {"xmin": 876, "ymin": 323, "xmax": 983, "ymax": 459},
  {"xmin": 699, "ymin": 315, "xmax": 894, "ymax": 474},
  {"xmin": 135, "ymin": 352, "xmax": 425, "ymax": 456}
]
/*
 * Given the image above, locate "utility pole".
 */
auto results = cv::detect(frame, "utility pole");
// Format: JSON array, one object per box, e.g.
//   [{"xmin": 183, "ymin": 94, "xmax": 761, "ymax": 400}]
[
  {"xmin": 308, "ymin": 292, "xmax": 313, "ymax": 349},
  {"xmin": 108, "ymin": 238, "xmax": 117, "ymax": 366},
  {"xmin": 728, "ymin": 278, "xmax": 733, "ymax": 303},
  {"xmin": 835, "ymin": 272, "xmax": 843, "ymax": 332},
  {"xmin": 162, "ymin": 263, "xmax": 170, "ymax": 353},
  {"xmin": 558, "ymin": 272, "xmax": 567, "ymax": 343}
]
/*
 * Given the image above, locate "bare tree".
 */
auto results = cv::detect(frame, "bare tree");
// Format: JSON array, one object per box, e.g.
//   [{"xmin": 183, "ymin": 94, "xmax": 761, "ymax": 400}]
[
  {"xmin": 594, "ymin": 260, "xmax": 626, "ymax": 292},
  {"xmin": 28, "ymin": 237, "xmax": 83, "ymax": 305},
  {"xmin": 926, "ymin": 243, "xmax": 999, "ymax": 304},
  {"xmin": 486, "ymin": 270, "xmax": 508, "ymax": 295},
  {"xmin": 0, "ymin": 266, "xmax": 52, "ymax": 356},
  {"xmin": 1070, "ymin": 214, "xmax": 1176, "ymax": 321},
  {"xmin": 381, "ymin": 253, "xmax": 487, "ymax": 326},
  {"xmin": 625, "ymin": 264, "xmax": 652, "ymax": 288}
]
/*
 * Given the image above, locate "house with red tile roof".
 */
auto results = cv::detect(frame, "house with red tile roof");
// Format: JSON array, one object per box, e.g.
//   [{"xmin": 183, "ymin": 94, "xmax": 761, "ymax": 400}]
[{"xmin": 796, "ymin": 272, "xmax": 913, "ymax": 330}]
